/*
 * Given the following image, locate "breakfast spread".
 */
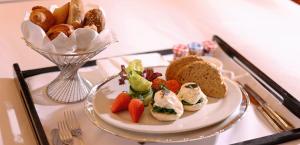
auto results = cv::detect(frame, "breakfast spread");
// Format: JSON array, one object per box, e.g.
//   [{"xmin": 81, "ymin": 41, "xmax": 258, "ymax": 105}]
[
  {"xmin": 111, "ymin": 57, "xmax": 227, "ymax": 123},
  {"xmin": 29, "ymin": 0, "xmax": 105, "ymax": 40}
]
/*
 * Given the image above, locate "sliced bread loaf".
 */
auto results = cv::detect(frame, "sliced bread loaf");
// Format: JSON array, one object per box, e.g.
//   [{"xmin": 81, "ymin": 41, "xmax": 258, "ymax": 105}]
[
  {"xmin": 166, "ymin": 56, "xmax": 202, "ymax": 80},
  {"xmin": 176, "ymin": 61, "xmax": 227, "ymax": 98}
]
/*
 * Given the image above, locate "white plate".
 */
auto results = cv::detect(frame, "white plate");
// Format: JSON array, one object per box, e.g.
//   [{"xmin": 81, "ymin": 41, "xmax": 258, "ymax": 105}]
[{"xmin": 92, "ymin": 66, "xmax": 242, "ymax": 134}]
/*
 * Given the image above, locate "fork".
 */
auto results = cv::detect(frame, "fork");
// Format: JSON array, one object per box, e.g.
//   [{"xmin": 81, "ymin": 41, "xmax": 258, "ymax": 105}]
[
  {"xmin": 64, "ymin": 110, "xmax": 85, "ymax": 145},
  {"xmin": 58, "ymin": 121, "xmax": 73, "ymax": 145}
]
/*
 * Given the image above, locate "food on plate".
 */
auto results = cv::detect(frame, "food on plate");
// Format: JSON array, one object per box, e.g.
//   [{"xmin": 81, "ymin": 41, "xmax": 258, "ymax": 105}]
[
  {"xmin": 166, "ymin": 55, "xmax": 202, "ymax": 80},
  {"xmin": 177, "ymin": 82, "xmax": 208, "ymax": 111},
  {"xmin": 83, "ymin": 9, "xmax": 105, "ymax": 33},
  {"xmin": 129, "ymin": 86, "xmax": 153, "ymax": 107},
  {"xmin": 67, "ymin": 0, "xmax": 84, "ymax": 28},
  {"xmin": 128, "ymin": 99, "xmax": 144, "ymax": 123},
  {"xmin": 165, "ymin": 80, "xmax": 181, "ymax": 94},
  {"xmin": 111, "ymin": 92, "xmax": 132, "ymax": 113},
  {"xmin": 176, "ymin": 61, "xmax": 227, "ymax": 98},
  {"xmin": 46, "ymin": 24, "xmax": 74, "ymax": 40},
  {"xmin": 143, "ymin": 68, "xmax": 162, "ymax": 81},
  {"xmin": 128, "ymin": 71, "xmax": 151, "ymax": 92},
  {"xmin": 150, "ymin": 89, "xmax": 184, "ymax": 121},
  {"xmin": 152, "ymin": 78, "xmax": 181, "ymax": 93},
  {"xmin": 151, "ymin": 78, "xmax": 166, "ymax": 91},
  {"xmin": 118, "ymin": 59, "xmax": 162, "ymax": 107},
  {"xmin": 53, "ymin": 2, "xmax": 70, "ymax": 24},
  {"xmin": 29, "ymin": 6, "xmax": 55, "ymax": 31}
]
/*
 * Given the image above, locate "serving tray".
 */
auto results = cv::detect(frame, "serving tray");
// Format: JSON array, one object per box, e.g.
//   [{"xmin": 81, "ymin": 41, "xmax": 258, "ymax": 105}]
[{"xmin": 13, "ymin": 35, "xmax": 300, "ymax": 145}]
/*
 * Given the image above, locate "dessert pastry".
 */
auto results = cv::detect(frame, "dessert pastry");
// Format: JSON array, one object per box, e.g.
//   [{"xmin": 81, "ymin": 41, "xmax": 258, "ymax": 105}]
[
  {"xmin": 176, "ymin": 61, "xmax": 227, "ymax": 98},
  {"xmin": 47, "ymin": 24, "xmax": 74, "ymax": 40},
  {"xmin": 30, "ymin": 6, "xmax": 55, "ymax": 31},
  {"xmin": 53, "ymin": 2, "xmax": 70, "ymax": 24},
  {"xmin": 83, "ymin": 9, "xmax": 105, "ymax": 33},
  {"xmin": 67, "ymin": 0, "xmax": 84, "ymax": 28},
  {"xmin": 166, "ymin": 55, "xmax": 202, "ymax": 80},
  {"xmin": 177, "ymin": 82, "xmax": 208, "ymax": 111},
  {"xmin": 150, "ymin": 89, "xmax": 183, "ymax": 121}
]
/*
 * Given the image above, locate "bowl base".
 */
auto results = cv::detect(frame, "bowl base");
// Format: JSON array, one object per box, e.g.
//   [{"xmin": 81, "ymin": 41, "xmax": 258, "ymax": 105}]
[{"xmin": 47, "ymin": 72, "xmax": 92, "ymax": 103}]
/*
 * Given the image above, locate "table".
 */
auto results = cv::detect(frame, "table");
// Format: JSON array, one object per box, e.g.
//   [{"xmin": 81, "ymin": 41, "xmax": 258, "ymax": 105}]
[{"xmin": 0, "ymin": 0, "xmax": 300, "ymax": 145}]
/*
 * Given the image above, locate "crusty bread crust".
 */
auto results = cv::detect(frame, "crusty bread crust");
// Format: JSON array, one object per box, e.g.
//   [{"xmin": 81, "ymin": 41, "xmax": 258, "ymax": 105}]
[
  {"xmin": 176, "ymin": 61, "xmax": 227, "ymax": 98},
  {"xmin": 166, "ymin": 56, "xmax": 202, "ymax": 80},
  {"xmin": 67, "ymin": 0, "xmax": 84, "ymax": 28}
]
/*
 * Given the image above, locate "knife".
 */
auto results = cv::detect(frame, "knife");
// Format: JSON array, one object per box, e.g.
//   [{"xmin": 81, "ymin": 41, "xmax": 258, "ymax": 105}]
[
  {"xmin": 244, "ymin": 84, "xmax": 294, "ymax": 131},
  {"xmin": 237, "ymin": 82, "xmax": 283, "ymax": 132},
  {"xmin": 213, "ymin": 35, "xmax": 300, "ymax": 118}
]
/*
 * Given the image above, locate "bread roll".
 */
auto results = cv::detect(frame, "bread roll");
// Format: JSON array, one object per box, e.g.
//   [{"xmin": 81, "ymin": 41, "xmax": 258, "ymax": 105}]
[
  {"xmin": 67, "ymin": 0, "xmax": 84, "ymax": 28},
  {"xmin": 84, "ymin": 24, "xmax": 97, "ymax": 31},
  {"xmin": 30, "ymin": 6, "xmax": 55, "ymax": 31},
  {"xmin": 47, "ymin": 24, "xmax": 74, "ymax": 40},
  {"xmin": 83, "ymin": 9, "xmax": 105, "ymax": 33},
  {"xmin": 53, "ymin": 2, "xmax": 70, "ymax": 24}
]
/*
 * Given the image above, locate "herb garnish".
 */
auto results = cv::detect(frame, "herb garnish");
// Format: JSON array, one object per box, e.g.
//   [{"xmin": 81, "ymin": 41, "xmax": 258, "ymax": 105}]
[{"xmin": 152, "ymin": 105, "xmax": 177, "ymax": 114}]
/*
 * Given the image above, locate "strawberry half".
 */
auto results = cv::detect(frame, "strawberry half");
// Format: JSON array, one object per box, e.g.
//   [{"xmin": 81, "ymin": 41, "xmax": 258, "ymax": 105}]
[
  {"xmin": 111, "ymin": 92, "xmax": 132, "ymax": 113},
  {"xmin": 128, "ymin": 99, "xmax": 144, "ymax": 123},
  {"xmin": 151, "ymin": 78, "xmax": 166, "ymax": 91},
  {"xmin": 165, "ymin": 80, "xmax": 181, "ymax": 94}
]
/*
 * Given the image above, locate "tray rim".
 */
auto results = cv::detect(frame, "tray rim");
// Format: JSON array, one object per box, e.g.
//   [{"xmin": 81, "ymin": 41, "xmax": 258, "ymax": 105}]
[{"xmin": 13, "ymin": 35, "xmax": 300, "ymax": 145}]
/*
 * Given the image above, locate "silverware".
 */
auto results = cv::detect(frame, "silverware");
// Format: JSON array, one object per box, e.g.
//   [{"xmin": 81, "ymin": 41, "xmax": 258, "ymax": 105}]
[
  {"xmin": 243, "ymin": 84, "xmax": 294, "ymax": 131},
  {"xmin": 51, "ymin": 129, "xmax": 64, "ymax": 145},
  {"xmin": 58, "ymin": 121, "xmax": 73, "ymax": 145},
  {"xmin": 237, "ymin": 82, "xmax": 283, "ymax": 132},
  {"xmin": 64, "ymin": 110, "xmax": 85, "ymax": 145}
]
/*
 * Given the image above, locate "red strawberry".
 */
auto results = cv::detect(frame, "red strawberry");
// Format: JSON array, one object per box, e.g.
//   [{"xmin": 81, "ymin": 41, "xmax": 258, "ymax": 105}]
[
  {"xmin": 128, "ymin": 99, "xmax": 144, "ymax": 123},
  {"xmin": 111, "ymin": 92, "xmax": 132, "ymax": 113},
  {"xmin": 151, "ymin": 78, "xmax": 166, "ymax": 91},
  {"xmin": 165, "ymin": 80, "xmax": 181, "ymax": 93}
]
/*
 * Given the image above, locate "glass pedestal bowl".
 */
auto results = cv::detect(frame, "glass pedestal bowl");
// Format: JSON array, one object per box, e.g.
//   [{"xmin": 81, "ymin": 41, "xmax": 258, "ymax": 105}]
[{"xmin": 24, "ymin": 39, "xmax": 113, "ymax": 103}]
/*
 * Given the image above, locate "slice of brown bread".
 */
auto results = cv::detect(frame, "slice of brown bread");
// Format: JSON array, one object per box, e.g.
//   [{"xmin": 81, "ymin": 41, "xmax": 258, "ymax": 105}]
[
  {"xmin": 176, "ymin": 61, "xmax": 227, "ymax": 98},
  {"xmin": 166, "ymin": 56, "xmax": 202, "ymax": 80}
]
